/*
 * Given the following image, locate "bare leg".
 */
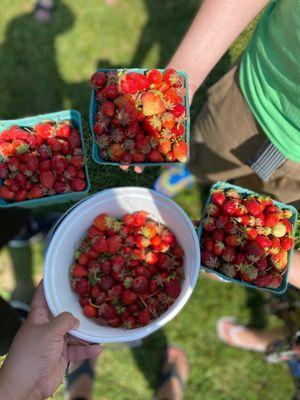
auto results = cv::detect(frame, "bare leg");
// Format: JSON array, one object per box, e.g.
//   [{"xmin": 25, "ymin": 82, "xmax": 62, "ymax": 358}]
[
  {"xmin": 155, "ymin": 347, "xmax": 189, "ymax": 400},
  {"xmin": 65, "ymin": 358, "xmax": 97, "ymax": 400}
]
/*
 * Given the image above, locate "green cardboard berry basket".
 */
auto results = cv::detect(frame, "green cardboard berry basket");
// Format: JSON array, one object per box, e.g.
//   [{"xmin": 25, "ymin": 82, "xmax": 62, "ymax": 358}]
[
  {"xmin": 0, "ymin": 110, "xmax": 90, "ymax": 208},
  {"xmin": 197, "ymin": 181, "xmax": 298, "ymax": 294},
  {"xmin": 89, "ymin": 68, "xmax": 190, "ymax": 167}
]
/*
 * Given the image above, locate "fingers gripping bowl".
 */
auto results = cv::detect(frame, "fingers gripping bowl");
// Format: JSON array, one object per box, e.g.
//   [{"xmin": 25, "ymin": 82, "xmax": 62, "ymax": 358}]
[{"xmin": 44, "ymin": 187, "xmax": 200, "ymax": 343}]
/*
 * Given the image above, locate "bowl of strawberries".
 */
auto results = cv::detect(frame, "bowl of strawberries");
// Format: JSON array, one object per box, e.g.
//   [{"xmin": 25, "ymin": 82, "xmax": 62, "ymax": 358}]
[
  {"xmin": 199, "ymin": 182, "xmax": 298, "ymax": 294},
  {"xmin": 44, "ymin": 187, "xmax": 200, "ymax": 343},
  {"xmin": 89, "ymin": 68, "xmax": 189, "ymax": 166},
  {"xmin": 0, "ymin": 110, "xmax": 90, "ymax": 207}
]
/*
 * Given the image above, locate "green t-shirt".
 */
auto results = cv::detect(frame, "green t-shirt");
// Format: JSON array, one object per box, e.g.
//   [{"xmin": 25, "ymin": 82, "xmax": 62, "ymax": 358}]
[{"xmin": 239, "ymin": 0, "xmax": 300, "ymax": 162}]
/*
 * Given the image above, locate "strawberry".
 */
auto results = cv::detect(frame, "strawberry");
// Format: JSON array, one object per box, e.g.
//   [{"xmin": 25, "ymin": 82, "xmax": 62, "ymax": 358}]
[
  {"xmin": 0, "ymin": 186, "xmax": 15, "ymax": 200},
  {"xmin": 225, "ymin": 234, "xmax": 243, "ymax": 247},
  {"xmin": 255, "ymin": 235, "xmax": 272, "ymax": 249},
  {"xmin": 83, "ymin": 304, "xmax": 97, "ymax": 319},
  {"xmin": 222, "ymin": 199, "xmax": 238, "ymax": 216},
  {"xmin": 243, "ymin": 240, "xmax": 263, "ymax": 262},
  {"xmin": 138, "ymin": 308, "xmax": 151, "ymax": 326},
  {"xmin": 233, "ymin": 253, "xmax": 248, "ymax": 268},
  {"xmin": 71, "ymin": 178, "xmax": 86, "ymax": 192},
  {"xmin": 0, "ymin": 163, "xmax": 8, "ymax": 179},
  {"xmin": 161, "ymin": 112, "xmax": 175, "ymax": 130},
  {"xmin": 264, "ymin": 205, "xmax": 279, "ymax": 215},
  {"xmin": 270, "ymin": 249, "xmax": 288, "ymax": 271},
  {"xmin": 141, "ymin": 91, "xmax": 165, "ymax": 116},
  {"xmin": 147, "ymin": 149, "xmax": 164, "ymax": 163},
  {"xmin": 206, "ymin": 204, "xmax": 220, "ymax": 218},
  {"xmin": 135, "ymin": 235, "xmax": 150, "ymax": 248},
  {"xmin": 98, "ymin": 303, "xmax": 117, "ymax": 319},
  {"xmin": 40, "ymin": 171, "xmax": 55, "ymax": 189},
  {"xmin": 27, "ymin": 185, "xmax": 45, "ymax": 199},
  {"xmin": 71, "ymin": 264, "xmax": 87, "ymax": 278},
  {"xmin": 201, "ymin": 250, "xmax": 220, "ymax": 269},
  {"xmin": 265, "ymin": 213, "xmax": 280, "ymax": 227},
  {"xmin": 220, "ymin": 263, "xmax": 237, "ymax": 278},
  {"xmin": 213, "ymin": 241, "xmax": 225, "ymax": 256},
  {"xmin": 101, "ymin": 100, "xmax": 115, "ymax": 117},
  {"xmin": 35, "ymin": 122, "xmax": 54, "ymax": 140},
  {"xmin": 203, "ymin": 238, "xmax": 214, "ymax": 252},
  {"xmin": 53, "ymin": 182, "xmax": 71, "ymax": 194},
  {"xmin": 280, "ymin": 235, "xmax": 294, "ymax": 251},
  {"xmin": 271, "ymin": 222, "xmax": 287, "ymax": 238},
  {"xmin": 211, "ymin": 190, "xmax": 226, "ymax": 207},
  {"xmin": 158, "ymin": 140, "xmax": 172, "ymax": 156},
  {"xmin": 132, "ymin": 276, "xmax": 149, "ymax": 294},
  {"xmin": 107, "ymin": 235, "xmax": 122, "ymax": 254},
  {"xmin": 236, "ymin": 215, "xmax": 256, "ymax": 227},
  {"xmin": 172, "ymin": 141, "xmax": 188, "ymax": 162},
  {"xmin": 244, "ymin": 198, "xmax": 264, "ymax": 216},
  {"xmin": 147, "ymin": 69, "xmax": 163, "ymax": 87},
  {"xmin": 121, "ymin": 290, "xmax": 137, "ymax": 305},
  {"xmin": 120, "ymin": 72, "xmax": 150, "ymax": 95},
  {"xmin": 172, "ymin": 104, "xmax": 186, "ymax": 118},
  {"xmin": 281, "ymin": 219, "xmax": 293, "ymax": 234},
  {"xmin": 164, "ymin": 69, "xmax": 180, "ymax": 86},
  {"xmin": 100, "ymin": 275, "xmax": 115, "ymax": 291},
  {"xmin": 101, "ymin": 83, "xmax": 119, "ymax": 99},
  {"xmin": 255, "ymin": 273, "xmax": 282, "ymax": 289},
  {"xmin": 216, "ymin": 215, "xmax": 230, "ymax": 229},
  {"xmin": 255, "ymin": 258, "xmax": 268, "ymax": 272},
  {"xmin": 222, "ymin": 246, "xmax": 236, "ymax": 262},
  {"xmin": 202, "ymin": 217, "xmax": 217, "ymax": 232},
  {"xmin": 165, "ymin": 278, "xmax": 181, "ymax": 298},
  {"xmin": 240, "ymin": 265, "xmax": 258, "ymax": 282},
  {"xmin": 212, "ymin": 229, "xmax": 224, "ymax": 242},
  {"xmin": 90, "ymin": 71, "xmax": 106, "ymax": 88},
  {"xmin": 224, "ymin": 222, "xmax": 238, "ymax": 235}
]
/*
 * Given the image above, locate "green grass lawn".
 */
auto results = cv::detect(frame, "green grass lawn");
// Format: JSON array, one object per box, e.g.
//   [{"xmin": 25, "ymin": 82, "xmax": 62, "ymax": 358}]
[{"xmin": 0, "ymin": 0, "xmax": 296, "ymax": 399}]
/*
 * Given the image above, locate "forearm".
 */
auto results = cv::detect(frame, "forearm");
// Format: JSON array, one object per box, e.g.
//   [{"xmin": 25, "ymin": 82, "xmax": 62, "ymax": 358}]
[
  {"xmin": 288, "ymin": 251, "xmax": 300, "ymax": 289},
  {"xmin": 167, "ymin": 0, "xmax": 268, "ymax": 97}
]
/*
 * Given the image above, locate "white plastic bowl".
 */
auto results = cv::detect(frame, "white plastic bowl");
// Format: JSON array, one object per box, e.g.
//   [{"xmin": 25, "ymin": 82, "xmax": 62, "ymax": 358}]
[{"xmin": 44, "ymin": 187, "xmax": 200, "ymax": 343}]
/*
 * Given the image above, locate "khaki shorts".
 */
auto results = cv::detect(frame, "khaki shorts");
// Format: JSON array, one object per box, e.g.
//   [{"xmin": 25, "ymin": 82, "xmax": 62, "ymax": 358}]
[{"xmin": 189, "ymin": 66, "xmax": 300, "ymax": 207}]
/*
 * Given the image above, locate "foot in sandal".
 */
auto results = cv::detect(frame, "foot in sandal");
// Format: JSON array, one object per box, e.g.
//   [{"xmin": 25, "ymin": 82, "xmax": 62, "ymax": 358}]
[
  {"xmin": 65, "ymin": 358, "xmax": 97, "ymax": 400},
  {"xmin": 154, "ymin": 346, "xmax": 189, "ymax": 400},
  {"xmin": 217, "ymin": 317, "xmax": 286, "ymax": 352},
  {"xmin": 34, "ymin": 0, "xmax": 54, "ymax": 23}
]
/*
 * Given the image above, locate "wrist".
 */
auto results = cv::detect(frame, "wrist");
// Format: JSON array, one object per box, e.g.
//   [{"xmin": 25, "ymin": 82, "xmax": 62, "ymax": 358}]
[{"xmin": 0, "ymin": 366, "xmax": 41, "ymax": 400}]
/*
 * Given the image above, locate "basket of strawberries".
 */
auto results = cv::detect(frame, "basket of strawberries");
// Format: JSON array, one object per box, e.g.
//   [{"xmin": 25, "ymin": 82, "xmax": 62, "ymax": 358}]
[
  {"xmin": 89, "ymin": 68, "xmax": 189, "ymax": 166},
  {"xmin": 198, "ymin": 182, "xmax": 298, "ymax": 294},
  {"xmin": 44, "ymin": 187, "xmax": 200, "ymax": 343},
  {"xmin": 0, "ymin": 110, "xmax": 90, "ymax": 208}
]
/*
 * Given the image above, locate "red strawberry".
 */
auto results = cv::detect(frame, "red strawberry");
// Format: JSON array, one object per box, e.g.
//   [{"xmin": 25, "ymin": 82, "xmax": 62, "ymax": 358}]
[
  {"xmin": 280, "ymin": 235, "xmax": 294, "ymax": 251},
  {"xmin": 202, "ymin": 217, "xmax": 217, "ymax": 232},
  {"xmin": 83, "ymin": 304, "xmax": 97, "ymax": 319},
  {"xmin": 216, "ymin": 215, "xmax": 230, "ymax": 229},
  {"xmin": 220, "ymin": 263, "xmax": 237, "ymax": 278},
  {"xmin": 121, "ymin": 290, "xmax": 137, "ymax": 305},
  {"xmin": 71, "ymin": 178, "xmax": 86, "ymax": 192},
  {"xmin": 236, "ymin": 215, "xmax": 256, "ymax": 227},
  {"xmin": 100, "ymin": 275, "xmax": 115, "ymax": 291},
  {"xmin": 206, "ymin": 204, "xmax": 220, "ymax": 218},
  {"xmin": 90, "ymin": 71, "xmax": 106, "ymax": 88},
  {"xmin": 211, "ymin": 190, "xmax": 226, "ymax": 207},
  {"xmin": 255, "ymin": 235, "xmax": 272, "ymax": 249},
  {"xmin": 147, "ymin": 69, "xmax": 163, "ymax": 87},
  {"xmin": 15, "ymin": 190, "xmax": 27, "ymax": 202},
  {"xmin": 240, "ymin": 265, "xmax": 258, "ymax": 282},
  {"xmin": 164, "ymin": 69, "xmax": 180, "ymax": 86},
  {"xmin": 138, "ymin": 308, "xmax": 151, "ymax": 326},
  {"xmin": 0, "ymin": 186, "xmax": 15, "ymax": 200},
  {"xmin": 0, "ymin": 163, "xmax": 8, "ymax": 179},
  {"xmin": 121, "ymin": 72, "xmax": 150, "ymax": 95},
  {"xmin": 255, "ymin": 273, "xmax": 282, "ymax": 289},
  {"xmin": 212, "ymin": 229, "xmax": 224, "ymax": 242},
  {"xmin": 35, "ymin": 122, "xmax": 54, "ymax": 140},
  {"xmin": 172, "ymin": 141, "xmax": 188, "ymax": 162},
  {"xmin": 243, "ymin": 240, "xmax": 264, "ymax": 262},
  {"xmin": 98, "ymin": 303, "xmax": 117, "ymax": 319},
  {"xmin": 244, "ymin": 198, "xmax": 264, "ymax": 216},
  {"xmin": 132, "ymin": 276, "xmax": 149, "ymax": 294},
  {"xmin": 224, "ymin": 222, "xmax": 238, "ymax": 235},
  {"xmin": 101, "ymin": 83, "xmax": 119, "ymax": 99},
  {"xmin": 27, "ymin": 185, "xmax": 45, "ymax": 199},
  {"xmin": 40, "ymin": 171, "xmax": 55, "ymax": 189},
  {"xmin": 281, "ymin": 219, "xmax": 293, "ymax": 235},
  {"xmin": 106, "ymin": 235, "xmax": 122, "ymax": 254},
  {"xmin": 203, "ymin": 238, "xmax": 214, "ymax": 252},
  {"xmin": 265, "ymin": 213, "xmax": 280, "ymax": 227},
  {"xmin": 213, "ymin": 241, "xmax": 225, "ymax": 256},
  {"xmin": 71, "ymin": 264, "xmax": 87, "ymax": 278},
  {"xmin": 225, "ymin": 234, "xmax": 243, "ymax": 247},
  {"xmin": 53, "ymin": 182, "xmax": 71, "ymax": 194},
  {"xmin": 255, "ymin": 258, "xmax": 268, "ymax": 272},
  {"xmin": 233, "ymin": 253, "xmax": 248, "ymax": 268},
  {"xmin": 222, "ymin": 199, "xmax": 238, "ymax": 216},
  {"xmin": 165, "ymin": 278, "xmax": 181, "ymax": 299},
  {"xmin": 158, "ymin": 140, "xmax": 172, "ymax": 156},
  {"xmin": 201, "ymin": 250, "xmax": 220, "ymax": 269},
  {"xmin": 147, "ymin": 149, "xmax": 164, "ymax": 163},
  {"xmin": 222, "ymin": 246, "xmax": 236, "ymax": 262}
]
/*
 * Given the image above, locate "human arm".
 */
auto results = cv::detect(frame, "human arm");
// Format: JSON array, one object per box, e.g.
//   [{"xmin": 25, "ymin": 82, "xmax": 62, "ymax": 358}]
[
  {"xmin": 0, "ymin": 282, "xmax": 102, "ymax": 400},
  {"xmin": 288, "ymin": 250, "xmax": 300, "ymax": 289},
  {"xmin": 167, "ymin": 0, "xmax": 268, "ymax": 99}
]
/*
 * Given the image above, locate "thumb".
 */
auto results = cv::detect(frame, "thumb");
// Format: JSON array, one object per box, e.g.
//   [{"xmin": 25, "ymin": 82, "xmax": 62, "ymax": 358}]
[{"xmin": 49, "ymin": 312, "xmax": 80, "ymax": 337}]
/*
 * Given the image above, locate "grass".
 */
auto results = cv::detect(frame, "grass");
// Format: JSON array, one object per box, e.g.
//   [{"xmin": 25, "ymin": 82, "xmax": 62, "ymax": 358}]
[{"xmin": 0, "ymin": 0, "xmax": 296, "ymax": 399}]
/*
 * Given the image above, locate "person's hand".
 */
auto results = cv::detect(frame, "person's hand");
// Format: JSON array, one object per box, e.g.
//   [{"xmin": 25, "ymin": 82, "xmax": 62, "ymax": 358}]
[{"xmin": 0, "ymin": 282, "xmax": 102, "ymax": 400}]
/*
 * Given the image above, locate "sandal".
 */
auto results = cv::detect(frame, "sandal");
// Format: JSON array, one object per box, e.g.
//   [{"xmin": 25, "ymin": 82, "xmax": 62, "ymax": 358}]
[
  {"xmin": 217, "ymin": 316, "xmax": 266, "ymax": 352},
  {"xmin": 65, "ymin": 359, "xmax": 95, "ymax": 400},
  {"xmin": 154, "ymin": 346, "xmax": 189, "ymax": 400}
]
